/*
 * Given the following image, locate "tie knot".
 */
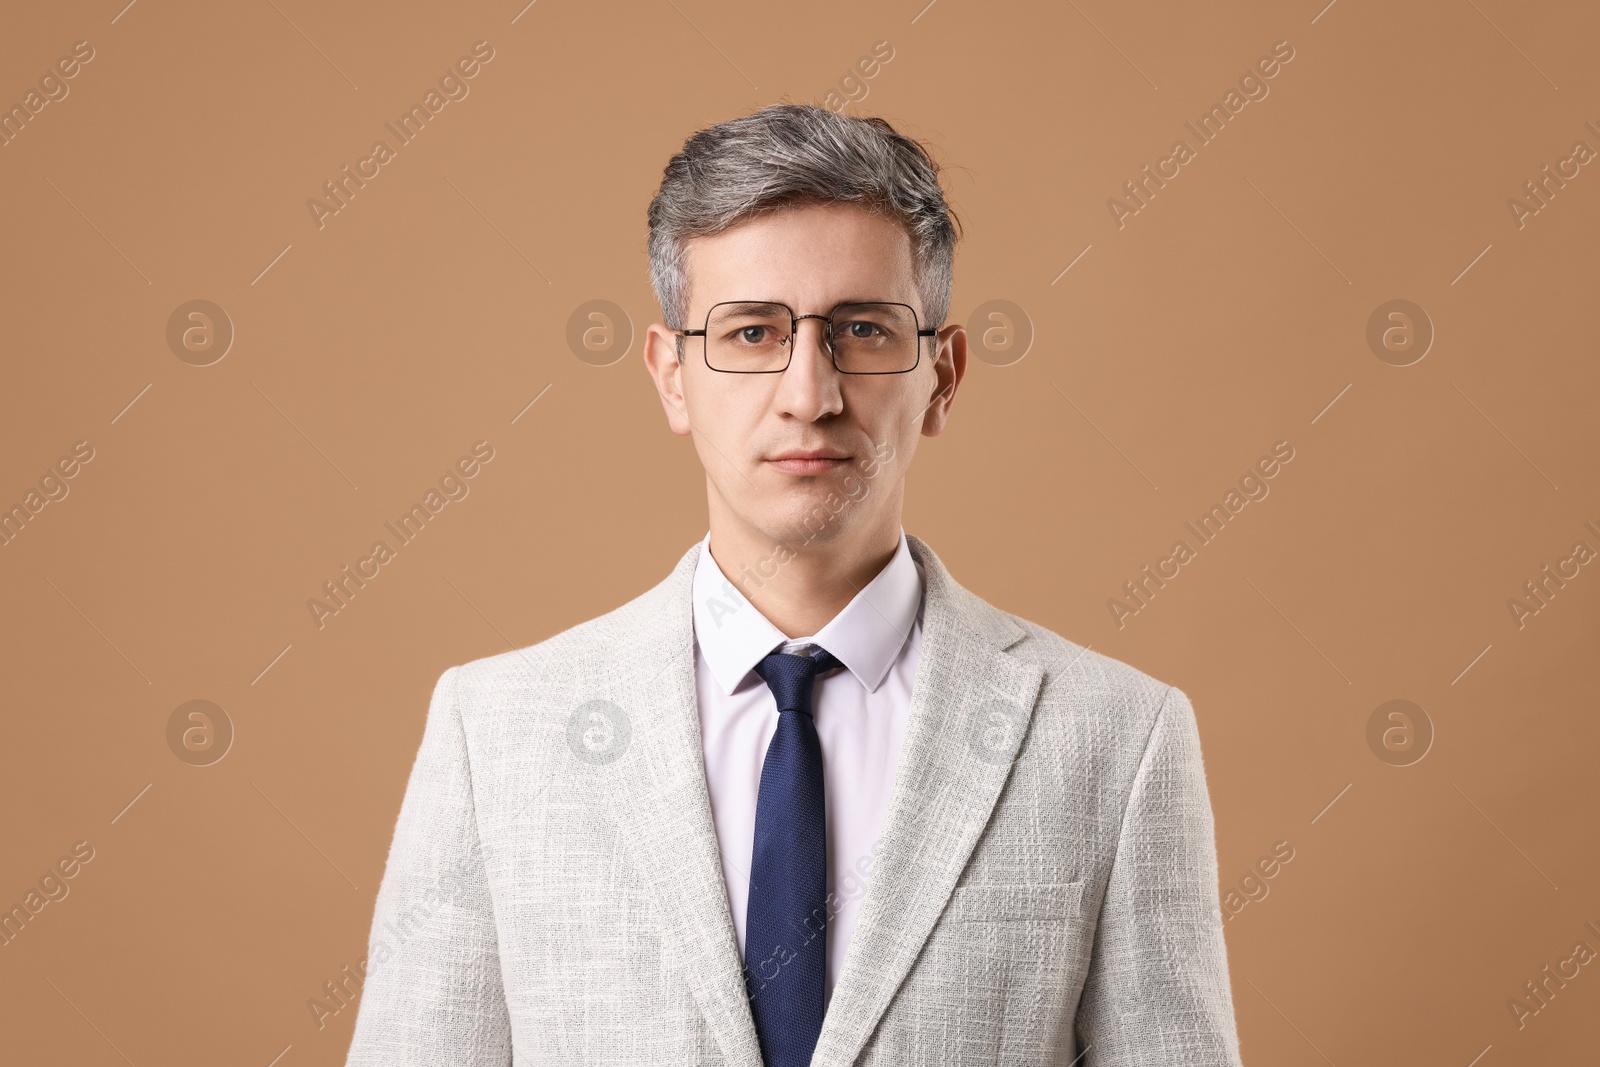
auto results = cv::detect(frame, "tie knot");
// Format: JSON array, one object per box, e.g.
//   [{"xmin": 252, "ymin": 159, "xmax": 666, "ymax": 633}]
[{"xmin": 753, "ymin": 647, "xmax": 843, "ymax": 718}]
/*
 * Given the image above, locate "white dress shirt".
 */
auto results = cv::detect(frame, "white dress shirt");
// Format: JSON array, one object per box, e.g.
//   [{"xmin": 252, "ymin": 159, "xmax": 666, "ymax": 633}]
[{"xmin": 691, "ymin": 527, "xmax": 925, "ymax": 1009}]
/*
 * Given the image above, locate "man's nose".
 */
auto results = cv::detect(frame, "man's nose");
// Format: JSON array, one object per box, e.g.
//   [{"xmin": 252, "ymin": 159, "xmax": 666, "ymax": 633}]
[
  {"xmin": 776, "ymin": 319, "xmax": 843, "ymax": 414},
  {"xmin": 790, "ymin": 317, "xmax": 833, "ymax": 367}
]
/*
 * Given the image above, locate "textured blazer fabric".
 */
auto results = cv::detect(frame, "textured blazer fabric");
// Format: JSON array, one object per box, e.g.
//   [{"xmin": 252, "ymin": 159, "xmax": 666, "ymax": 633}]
[{"xmin": 344, "ymin": 534, "xmax": 1245, "ymax": 1066}]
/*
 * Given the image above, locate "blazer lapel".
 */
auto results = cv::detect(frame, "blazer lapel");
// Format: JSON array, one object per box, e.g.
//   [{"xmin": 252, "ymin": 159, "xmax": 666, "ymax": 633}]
[
  {"xmin": 597, "ymin": 534, "xmax": 1042, "ymax": 1067},
  {"xmin": 810, "ymin": 533, "xmax": 1045, "ymax": 1067},
  {"xmin": 602, "ymin": 542, "xmax": 765, "ymax": 1067}
]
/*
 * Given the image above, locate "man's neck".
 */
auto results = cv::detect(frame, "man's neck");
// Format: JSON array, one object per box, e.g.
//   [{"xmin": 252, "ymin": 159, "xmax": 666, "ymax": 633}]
[{"xmin": 706, "ymin": 516, "xmax": 902, "ymax": 640}]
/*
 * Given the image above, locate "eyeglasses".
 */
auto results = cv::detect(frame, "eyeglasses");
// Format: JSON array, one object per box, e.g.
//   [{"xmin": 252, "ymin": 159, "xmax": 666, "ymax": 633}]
[{"xmin": 673, "ymin": 300, "xmax": 938, "ymax": 374}]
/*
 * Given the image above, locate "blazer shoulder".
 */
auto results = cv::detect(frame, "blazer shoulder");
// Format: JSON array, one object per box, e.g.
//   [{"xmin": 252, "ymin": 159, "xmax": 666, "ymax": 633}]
[
  {"xmin": 445, "ymin": 575, "xmax": 668, "ymax": 700},
  {"xmin": 991, "ymin": 612, "xmax": 1207, "ymax": 787},
  {"xmin": 1000, "ymin": 609, "xmax": 1181, "ymax": 723}
]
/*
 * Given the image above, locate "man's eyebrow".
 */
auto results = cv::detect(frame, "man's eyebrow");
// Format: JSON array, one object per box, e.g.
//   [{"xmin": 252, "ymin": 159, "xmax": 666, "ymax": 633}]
[
  {"xmin": 716, "ymin": 301, "xmax": 790, "ymax": 313},
  {"xmin": 712, "ymin": 299, "xmax": 898, "ymax": 314}
]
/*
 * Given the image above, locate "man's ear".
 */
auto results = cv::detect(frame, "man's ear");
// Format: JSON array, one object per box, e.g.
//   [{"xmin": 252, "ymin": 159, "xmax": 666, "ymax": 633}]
[
  {"xmin": 922, "ymin": 323, "xmax": 967, "ymax": 437},
  {"xmin": 644, "ymin": 323, "xmax": 694, "ymax": 437}
]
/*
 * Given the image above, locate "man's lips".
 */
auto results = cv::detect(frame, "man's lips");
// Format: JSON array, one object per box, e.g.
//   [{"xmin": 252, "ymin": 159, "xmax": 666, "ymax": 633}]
[{"xmin": 767, "ymin": 451, "xmax": 850, "ymax": 474}]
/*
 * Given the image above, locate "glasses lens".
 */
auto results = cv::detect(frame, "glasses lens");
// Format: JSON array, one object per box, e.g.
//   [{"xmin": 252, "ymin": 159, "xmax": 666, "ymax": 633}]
[
  {"xmin": 705, "ymin": 302, "xmax": 792, "ymax": 372},
  {"xmin": 829, "ymin": 303, "xmax": 919, "ymax": 373}
]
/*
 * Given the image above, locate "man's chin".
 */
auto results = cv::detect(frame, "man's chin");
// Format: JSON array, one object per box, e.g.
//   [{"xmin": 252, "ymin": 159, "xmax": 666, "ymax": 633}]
[{"xmin": 755, "ymin": 502, "xmax": 859, "ymax": 546}]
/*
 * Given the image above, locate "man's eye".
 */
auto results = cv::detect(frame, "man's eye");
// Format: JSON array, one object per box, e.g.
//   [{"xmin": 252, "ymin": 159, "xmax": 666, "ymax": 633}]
[
  {"xmin": 841, "ymin": 321, "xmax": 881, "ymax": 338},
  {"xmin": 735, "ymin": 326, "xmax": 778, "ymax": 344}
]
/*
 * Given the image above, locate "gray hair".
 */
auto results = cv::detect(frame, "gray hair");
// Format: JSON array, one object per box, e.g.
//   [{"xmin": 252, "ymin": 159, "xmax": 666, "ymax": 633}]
[{"xmin": 646, "ymin": 104, "xmax": 962, "ymax": 357}]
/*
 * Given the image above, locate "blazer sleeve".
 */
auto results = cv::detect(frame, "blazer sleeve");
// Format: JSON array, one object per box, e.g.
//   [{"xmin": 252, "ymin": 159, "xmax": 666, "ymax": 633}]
[
  {"xmin": 1074, "ymin": 685, "xmax": 1244, "ymax": 1066},
  {"xmin": 344, "ymin": 665, "xmax": 513, "ymax": 1066}
]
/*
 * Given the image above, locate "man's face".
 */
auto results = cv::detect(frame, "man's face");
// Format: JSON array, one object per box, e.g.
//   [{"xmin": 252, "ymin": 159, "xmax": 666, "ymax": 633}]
[{"xmin": 644, "ymin": 201, "xmax": 965, "ymax": 549}]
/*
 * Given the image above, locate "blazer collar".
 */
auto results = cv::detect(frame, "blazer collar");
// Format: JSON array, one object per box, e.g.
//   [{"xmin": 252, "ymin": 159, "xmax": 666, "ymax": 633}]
[{"xmin": 598, "ymin": 533, "xmax": 1044, "ymax": 1067}]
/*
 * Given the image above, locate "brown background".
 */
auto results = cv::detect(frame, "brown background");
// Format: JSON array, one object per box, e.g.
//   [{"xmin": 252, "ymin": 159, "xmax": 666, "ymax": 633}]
[{"xmin": 2, "ymin": 0, "xmax": 1597, "ymax": 1063}]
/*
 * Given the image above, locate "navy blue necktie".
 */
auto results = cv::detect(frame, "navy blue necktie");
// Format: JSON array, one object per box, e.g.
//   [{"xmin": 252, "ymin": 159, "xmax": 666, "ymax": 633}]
[{"xmin": 744, "ymin": 646, "xmax": 843, "ymax": 1067}]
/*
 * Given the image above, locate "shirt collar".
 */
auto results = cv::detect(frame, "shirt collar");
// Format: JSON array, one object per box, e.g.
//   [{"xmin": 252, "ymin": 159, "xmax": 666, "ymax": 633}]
[{"xmin": 691, "ymin": 527, "xmax": 925, "ymax": 697}]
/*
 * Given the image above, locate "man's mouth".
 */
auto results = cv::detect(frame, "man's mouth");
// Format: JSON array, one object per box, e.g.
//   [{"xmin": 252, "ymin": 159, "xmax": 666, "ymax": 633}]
[{"xmin": 767, "ymin": 450, "xmax": 850, "ymax": 474}]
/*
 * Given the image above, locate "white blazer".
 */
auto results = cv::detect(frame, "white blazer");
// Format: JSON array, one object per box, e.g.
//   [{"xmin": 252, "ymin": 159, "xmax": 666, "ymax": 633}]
[{"xmin": 344, "ymin": 534, "xmax": 1244, "ymax": 1066}]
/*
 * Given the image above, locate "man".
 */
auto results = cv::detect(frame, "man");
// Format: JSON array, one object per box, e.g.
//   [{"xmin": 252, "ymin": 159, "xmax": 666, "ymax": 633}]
[{"xmin": 345, "ymin": 104, "xmax": 1244, "ymax": 1066}]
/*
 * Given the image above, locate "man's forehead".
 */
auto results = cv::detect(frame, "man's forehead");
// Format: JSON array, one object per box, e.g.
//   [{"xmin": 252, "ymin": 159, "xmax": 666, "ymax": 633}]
[{"xmin": 684, "ymin": 204, "xmax": 917, "ymax": 312}]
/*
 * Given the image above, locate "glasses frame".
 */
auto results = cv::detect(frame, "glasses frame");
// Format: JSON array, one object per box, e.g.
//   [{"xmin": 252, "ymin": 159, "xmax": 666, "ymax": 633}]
[{"xmin": 673, "ymin": 300, "xmax": 939, "ymax": 375}]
